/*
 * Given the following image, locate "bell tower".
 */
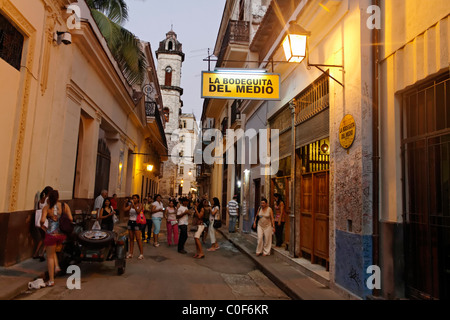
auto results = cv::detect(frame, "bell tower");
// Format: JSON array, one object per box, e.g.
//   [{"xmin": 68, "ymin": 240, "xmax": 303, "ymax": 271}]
[{"xmin": 156, "ymin": 29, "xmax": 185, "ymax": 197}]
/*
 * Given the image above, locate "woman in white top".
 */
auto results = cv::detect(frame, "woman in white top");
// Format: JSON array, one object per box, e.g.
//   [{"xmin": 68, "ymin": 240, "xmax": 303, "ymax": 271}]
[
  {"xmin": 207, "ymin": 197, "xmax": 221, "ymax": 251},
  {"xmin": 125, "ymin": 194, "xmax": 144, "ymax": 260},
  {"xmin": 151, "ymin": 194, "xmax": 164, "ymax": 247}
]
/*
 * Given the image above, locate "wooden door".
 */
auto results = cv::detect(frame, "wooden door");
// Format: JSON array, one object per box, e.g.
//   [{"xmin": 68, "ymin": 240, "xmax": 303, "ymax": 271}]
[
  {"xmin": 312, "ymin": 171, "xmax": 329, "ymax": 266},
  {"xmin": 300, "ymin": 171, "xmax": 329, "ymax": 268},
  {"xmin": 300, "ymin": 174, "xmax": 313, "ymax": 257}
]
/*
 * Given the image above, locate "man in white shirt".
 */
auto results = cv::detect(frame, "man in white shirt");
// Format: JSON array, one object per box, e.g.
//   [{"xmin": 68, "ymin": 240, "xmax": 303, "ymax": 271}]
[
  {"xmin": 177, "ymin": 197, "xmax": 191, "ymax": 254},
  {"xmin": 94, "ymin": 190, "xmax": 108, "ymax": 217}
]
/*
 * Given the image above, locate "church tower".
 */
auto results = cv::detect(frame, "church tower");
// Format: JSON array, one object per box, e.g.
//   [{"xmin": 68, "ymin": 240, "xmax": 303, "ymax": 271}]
[{"xmin": 156, "ymin": 29, "xmax": 185, "ymax": 197}]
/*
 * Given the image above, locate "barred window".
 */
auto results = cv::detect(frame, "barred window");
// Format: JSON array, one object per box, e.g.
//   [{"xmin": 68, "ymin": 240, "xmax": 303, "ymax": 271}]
[{"xmin": 0, "ymin": 13, "xmax": 24, "ymax": 71}]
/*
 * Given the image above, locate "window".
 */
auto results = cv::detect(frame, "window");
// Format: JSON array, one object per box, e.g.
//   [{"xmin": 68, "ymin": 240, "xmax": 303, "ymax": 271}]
[
  {"xmin": 239, "ymin": 0, "xmax": 245, "ymax": 21},
  {"xmin": 165, "ymin": 66, "xmax": 172, "ymax": 86},
  {"xmin": 168, "ymin": 41, "xmax": 173, "ymax": 51},
  {"xmin": 0, "ymin": 13, "xmax": 24, "ymax": 71},
  {"xmin": 179, "ymin": 166, "xmax": 184, "ymax": 175}
]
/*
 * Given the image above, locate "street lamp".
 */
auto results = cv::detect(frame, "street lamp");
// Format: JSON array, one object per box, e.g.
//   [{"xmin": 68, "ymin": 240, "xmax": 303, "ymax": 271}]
[
  {"xmin": 282, "ymin": 21, "xmax": 310, "ymax": 63},
  {"xmin": 281, "ymin": 21, "xmax": 344, "ymax": 87},
  {"xmin": 147, "ymin": 164, "xmax": 154, "ymax": 172}
]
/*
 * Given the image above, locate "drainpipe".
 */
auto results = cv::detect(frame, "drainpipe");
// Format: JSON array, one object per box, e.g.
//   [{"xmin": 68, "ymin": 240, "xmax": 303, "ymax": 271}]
[
  {"xmin": 372, "ymin": 0, "xmax": 381, "ymax": 298},
  {"xmin": 289, "ymin": 99, "xmax": 296, "ymax": 257}
]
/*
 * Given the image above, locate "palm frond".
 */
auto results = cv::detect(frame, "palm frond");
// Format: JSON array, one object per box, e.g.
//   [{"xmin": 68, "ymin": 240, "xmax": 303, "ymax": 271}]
[
  {"xmin": 86, "ymin": 0, "xmax": 129, "ymax": 24},
  {"xmin": 90, "ymin": 8, "xmax": 146, "ymax": 85}
]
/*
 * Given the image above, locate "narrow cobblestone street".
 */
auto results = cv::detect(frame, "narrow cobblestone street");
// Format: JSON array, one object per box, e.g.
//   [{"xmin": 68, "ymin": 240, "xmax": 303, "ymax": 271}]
[{"xmin": 14, "ymin": 229, "xmax": 290, "ymax": 300}]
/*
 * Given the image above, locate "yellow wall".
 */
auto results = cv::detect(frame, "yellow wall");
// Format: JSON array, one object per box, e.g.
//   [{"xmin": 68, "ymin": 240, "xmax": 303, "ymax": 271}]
[{"xmin": 0, "ymin": 0, "xmax": 156, "ymax": 212}]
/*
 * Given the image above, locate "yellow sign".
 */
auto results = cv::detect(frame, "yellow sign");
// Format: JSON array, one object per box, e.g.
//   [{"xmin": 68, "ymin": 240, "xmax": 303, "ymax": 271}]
[
  {"xmin": 201, "ymin": 71, "xmax": 280, "ymax": 100},
  {"xmin": 339, "ymin": 114, "xmax": 356, "ymax": 149}
]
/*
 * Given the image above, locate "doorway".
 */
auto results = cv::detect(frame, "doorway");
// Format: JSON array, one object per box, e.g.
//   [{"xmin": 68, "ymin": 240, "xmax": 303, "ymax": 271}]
[
  {"xmin": 94, "ymin": 138, "xmax": 111, "ymax": 198},
  {"xmin": 298, "ymin": 139, "xmax": 330, "ymax": 269}
]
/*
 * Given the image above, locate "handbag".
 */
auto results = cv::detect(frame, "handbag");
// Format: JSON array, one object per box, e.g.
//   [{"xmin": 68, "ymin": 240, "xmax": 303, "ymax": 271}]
[
  {"xmin": 137, "ymin": 211, "xmax": 147, "ymax": 225},
  {"xmin": 251, "ymin": 207, "xmax": 261, "ymax": 232},
  {"xmin": 59, "ymin": 202, "xmax": 74, "ymax": 235},
  {"xmin": 213, "ymin": 219, "xmax": 222, "ymax": 229},
  {"xmin": 35, "ymin": 209, "xmax": 49, "ymax": 228},
  {"xmin": 213, "ymin": 212, "xmax": 222, "ymax": 229}
]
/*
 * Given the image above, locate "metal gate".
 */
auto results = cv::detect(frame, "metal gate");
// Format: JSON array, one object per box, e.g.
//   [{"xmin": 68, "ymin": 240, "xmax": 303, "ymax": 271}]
[{"xmin": 402, "ymin": 74, "xmax": 450, "ymax": 299}]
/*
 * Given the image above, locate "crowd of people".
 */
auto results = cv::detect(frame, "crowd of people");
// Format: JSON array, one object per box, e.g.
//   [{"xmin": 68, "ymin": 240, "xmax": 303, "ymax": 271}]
[{"xmin": 33, "ymin": 186, "xmax": 288, "ymax": 285}]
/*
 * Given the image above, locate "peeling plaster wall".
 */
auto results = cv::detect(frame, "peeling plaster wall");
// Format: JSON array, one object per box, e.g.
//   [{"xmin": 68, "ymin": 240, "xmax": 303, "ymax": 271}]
[{"xmin": 327, "ymin": 0, "xmax": 374, "ymax": 299}]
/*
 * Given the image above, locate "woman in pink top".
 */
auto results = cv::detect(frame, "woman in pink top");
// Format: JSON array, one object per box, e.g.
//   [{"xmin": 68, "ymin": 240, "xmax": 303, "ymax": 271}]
[{"xmin": 165, "ymin": 199, "xmax": 179, "ymax": 246}]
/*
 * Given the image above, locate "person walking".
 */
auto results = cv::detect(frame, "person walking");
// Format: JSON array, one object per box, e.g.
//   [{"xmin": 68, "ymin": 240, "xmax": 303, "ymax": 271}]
[
  {"xmin": 207, "ymin": 197, "xmax": 221, "ymax": 251},
  {"xmin": 97, "ymin": 197, "xmax": 115, "ymax": 231},
  {"xmin": 33, "ymin": 186, "xmax": 53, "ymax": 261},
  {"xmin": 227, "ymin": 195, "xmax": 239, "ymax": 233},
  {"xmin": 125, "ymin": 194, "xmax": 144, "ymax": 260},
  {"xmin": 151, "ymin": 194, "xmax": 164, "ymax": 247},
  {"xmin": 274, "ymin": 193, "xmax": 287, "ymax": 247},
  {"xmin": 177, "ymin": 197, "xmax": 191, "ymax": 254},
  {"xmin": 141, "ymin": 198, "xmax": 153, "ymax": 243},
  {"xmin": 253, "ymin": 198, "xmax": 275, "ymax": 257},
  {"xmin": 165, "ymin": 199, "xmax": 179, "ymax": 247},
  {"xmin": 40, "ymin": 190, "xmax": 73, "ymax": 287}
]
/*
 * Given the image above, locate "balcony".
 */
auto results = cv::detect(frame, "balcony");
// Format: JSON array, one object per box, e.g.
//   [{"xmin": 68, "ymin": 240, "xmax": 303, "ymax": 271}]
[
  {"xmin": 216, "ymin": 20, "xmax": 250, "ymax": 67},
  {"xmin": 145, "ymin": 101, "xmax": 168, "ymax": 150}
]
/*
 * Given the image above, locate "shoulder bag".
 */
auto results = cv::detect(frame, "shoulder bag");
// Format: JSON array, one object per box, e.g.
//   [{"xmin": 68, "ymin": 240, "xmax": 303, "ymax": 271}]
[
  {"xmin": 59, "ymin": 202, "xmax": 74, "ymax": 235},
  {"xmin": 137, "ymin": 210, "xmax": 147, "ymax": 225}
]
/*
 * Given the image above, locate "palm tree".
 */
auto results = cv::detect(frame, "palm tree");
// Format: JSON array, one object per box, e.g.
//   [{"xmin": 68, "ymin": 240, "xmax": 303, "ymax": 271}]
[{"xmin": 86, "ymin": 0, "xmax": 147, "ymax": 85}]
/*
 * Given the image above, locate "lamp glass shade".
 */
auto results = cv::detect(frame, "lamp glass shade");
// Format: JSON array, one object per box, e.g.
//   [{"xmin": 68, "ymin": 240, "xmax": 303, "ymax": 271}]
[
  {"xmin": 283, "ymin": 34, "xmax": 307, "ymax": 63},
  {"xmin": 147, "ymin": 165, "xmax": 154, "ymax": 172}
]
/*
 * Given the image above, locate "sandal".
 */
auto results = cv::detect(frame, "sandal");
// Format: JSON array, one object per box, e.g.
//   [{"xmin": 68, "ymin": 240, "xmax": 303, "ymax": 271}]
[
  {"xmin": 138, "ymin": 254, "xmax": 144, "ymax": 260},
  {"xmin": 126, "ymin": 253, "xmax": 133, "ymax": 259},
  {"xmin": 46, "ymin": 281, "xmax": 54, "ymax": 287}
]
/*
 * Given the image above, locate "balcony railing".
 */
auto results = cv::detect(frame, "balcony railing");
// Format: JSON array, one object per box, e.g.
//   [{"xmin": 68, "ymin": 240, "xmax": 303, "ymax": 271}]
[
  {"xmin": 217, "ymin": 20, "xmax": 250, "ymax": 66},
  {"xmin": 294, "ymin": 73, "xmax": 329, "ymax": 125}
]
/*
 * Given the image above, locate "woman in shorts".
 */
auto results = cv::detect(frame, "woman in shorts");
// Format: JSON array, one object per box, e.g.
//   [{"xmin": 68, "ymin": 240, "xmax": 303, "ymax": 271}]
[
  {"xmin": 125, "ymin": 194, "xmax": 144, "ymax": 260},
  {"xmin": 40, "ymin": 190, "xmax": 73, "ymax": 287},
  {"xmin": 151, "ymin": 194, "xmax": 164, "ymax": 247},
  {"xmin": 193, "ymin": 199, "xmax": 211, "ymax": 259}
]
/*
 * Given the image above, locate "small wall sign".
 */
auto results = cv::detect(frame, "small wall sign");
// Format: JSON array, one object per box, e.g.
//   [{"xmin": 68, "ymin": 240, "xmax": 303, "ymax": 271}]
[{"xmin": 339, "ymin": 114, "xmax": 356, "ymax": 149}]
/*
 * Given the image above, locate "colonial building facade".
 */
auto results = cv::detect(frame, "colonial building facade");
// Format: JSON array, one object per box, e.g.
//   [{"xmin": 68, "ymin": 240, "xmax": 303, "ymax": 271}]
[
  {"xmin": 0, "ymin": 0, "xmax": 167, "ymax": 266},
  {"xmin": 199, "ymin": 0, "xmax": 449, "ymax": 300}
]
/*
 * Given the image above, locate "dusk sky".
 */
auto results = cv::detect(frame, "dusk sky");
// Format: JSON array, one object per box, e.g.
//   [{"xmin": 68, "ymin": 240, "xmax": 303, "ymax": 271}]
[{"xmin": 124, "ymin": 0, "xmax": 227, "ymax": 122}]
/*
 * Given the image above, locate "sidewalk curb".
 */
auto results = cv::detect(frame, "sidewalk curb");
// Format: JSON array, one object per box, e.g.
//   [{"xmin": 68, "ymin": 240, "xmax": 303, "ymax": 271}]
[
  {"xmin": 0, "ymin": 262, "xmax": 47, "ymax": 300},
  {"xmin": 219, "ymin": 230, "xmax": 303, "ymax": 300},
  {"xmin": 218, "ymin": 229, "xmax": 348, "ymax": 300}
]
